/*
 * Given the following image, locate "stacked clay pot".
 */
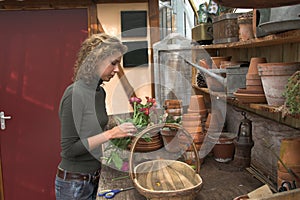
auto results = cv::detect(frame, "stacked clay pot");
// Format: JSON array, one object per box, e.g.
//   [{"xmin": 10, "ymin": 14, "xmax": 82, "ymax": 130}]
[
  {"xmin": 164, "ymin": 99, "xmax": 182, "ymax": 118},
  {"xmin": 161, "ymin": 99, "xmax": 182, "ymax": 153},
  {"xmin": 187, "ymin": 95, "xmax": 207, "ymax": 118},
  {"xmin": 182, "ymin": 113, "xmax": 205, "ymax": 151},
  {"xmin": 277, "ymin": 137, "xmax": 300, "ymax": 189},
  {"xmin": 246, "ymin": 57, "xmax": 267, "ymax": 93},
  {"xmin": 234, "ymin": 57, "xmax": 267, "ymax": 103}
]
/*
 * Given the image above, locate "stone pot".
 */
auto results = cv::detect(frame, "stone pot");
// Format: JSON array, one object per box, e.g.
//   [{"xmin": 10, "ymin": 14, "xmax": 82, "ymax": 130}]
[
  {"xmin": 238, "ymin": 12, "xmax": 254, "ymax": 41},
  {"xmin": 258, "ymin": 62, "xmax": 300, "ymax": 106}
]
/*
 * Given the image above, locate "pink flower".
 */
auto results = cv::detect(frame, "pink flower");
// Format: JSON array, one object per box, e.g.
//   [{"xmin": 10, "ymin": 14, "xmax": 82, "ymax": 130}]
[
  {"xmin": 121, "ymin": 161, "xmax": 129, "ymax": 171},
  {"xmin": 129, "ymin": 97, "xmax": 142, "ymax": 105}
]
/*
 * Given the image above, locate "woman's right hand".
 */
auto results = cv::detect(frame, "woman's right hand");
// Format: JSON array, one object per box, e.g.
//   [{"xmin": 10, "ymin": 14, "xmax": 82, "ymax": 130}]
[{"xmin": 106, "ymin": 122, "xmax": 137, "ymax": 139}]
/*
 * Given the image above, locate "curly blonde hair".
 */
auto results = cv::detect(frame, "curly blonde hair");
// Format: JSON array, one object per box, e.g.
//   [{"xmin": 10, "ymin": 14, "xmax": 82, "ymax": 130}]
[{"xmin": 73, "ymin": 33, "xmax": 127, "ymax": 84}]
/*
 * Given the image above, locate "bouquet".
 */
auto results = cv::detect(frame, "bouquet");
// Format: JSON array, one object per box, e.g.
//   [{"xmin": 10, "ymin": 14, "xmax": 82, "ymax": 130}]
[{"xmin": 104, "ymin": 96, "xmax": 157, "ymax": 170}]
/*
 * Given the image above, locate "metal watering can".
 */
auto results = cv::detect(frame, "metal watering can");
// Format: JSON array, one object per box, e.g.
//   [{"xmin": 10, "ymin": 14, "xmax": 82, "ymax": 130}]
[{"xmin": 183, "ymin": 58, "xmax": 249, "ymax": 96}]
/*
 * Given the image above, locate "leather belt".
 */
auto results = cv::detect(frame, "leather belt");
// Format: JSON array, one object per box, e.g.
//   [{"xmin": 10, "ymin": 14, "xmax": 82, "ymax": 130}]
[{"xmin": 57, "ymin": 168, "xmax": 100, "ymax": 183}]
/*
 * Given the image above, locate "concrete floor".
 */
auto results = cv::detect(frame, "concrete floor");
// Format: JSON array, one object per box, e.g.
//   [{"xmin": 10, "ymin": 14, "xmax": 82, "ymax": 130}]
[{"xmin": 197, "ymin": 155, "xmax": 263, "ymax": 200}]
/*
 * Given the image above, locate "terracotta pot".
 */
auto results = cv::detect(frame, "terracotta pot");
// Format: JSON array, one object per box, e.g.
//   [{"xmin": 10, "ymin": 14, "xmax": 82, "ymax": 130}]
[
  {"xmin": 164, "ymin": 99, "xmax": 182, "ymax": 107},
  {"xmin": 182, "ymin": 113, "xmax": 202, "ymax": 121},
  {"xmin": 187, "ymin": 108, "xmax": 207, "ymax": 117},
  {"xmin": 247, "ymin": 57, "xmax": 267, "ymax": 75},
  {"xmin": 188, "ymin": 95, "xmax": 206, "ymax": 111},
  {"xmin": 211, "ymin": 56, "xmax": 232, "ymax": 69},
  {"xmin": 190, "ymin": 132, "xmax": 205, "ymax": 143},
  {"xmin": 165, "ymin": 108, "xmax": 182, "ymax": 116},
  {"xmin": 183, "ymin": 126, "xmax": 203, "ymax": 134},
  {"xmin": 278, "ymin": 137, "xmax": 300, "ymax": 169},
  {"xmin": 258, "ymin": 62, "xmax": 300, "ymax": 106},
  {"xmin": 246, "ymin": 73, "xmax": 262, "ymax": 80},
  {"xmin": 220, "ymin": 61, "xmax": 248, "ymax": 69},
  {"xmin": 182, "ymin": 120, "xmax": 201, "ymax": 128},
  {"xmin": 187, "ymin": 141, "xmax": 203, "ymax": 151},
  {"xmin": 128, "ymin": 133, "xmax": 163, "ymax": 152},
  {"xmin": 212, "ymin": 133, "xmax": 236, "ymax": 163},
  {"xmin": 205, "ymin": 113, "xmax": 211, "ymax": 129},
  {"xmin": 277, "ymin": 168, "xmax": 300, "ymax": 189}
]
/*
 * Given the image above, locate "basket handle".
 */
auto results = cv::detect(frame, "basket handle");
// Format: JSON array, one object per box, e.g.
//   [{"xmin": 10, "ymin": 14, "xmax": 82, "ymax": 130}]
[{"xmin": 129, "ymin": 123, "xmax": 201, "ymax": 180}]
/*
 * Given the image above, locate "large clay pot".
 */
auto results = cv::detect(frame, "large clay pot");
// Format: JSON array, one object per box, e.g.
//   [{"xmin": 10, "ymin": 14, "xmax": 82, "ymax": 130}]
[
  {"xmin": 278, "ymin": 137, "xmax": 300, "ymax": 170},
  {"xmin": 211, "ymin": 132, "xmax": 236, "ymax": 163},
  {"xmin": 257, "ymin": 62, "xmax": 300, "ymax": 106},
  {"xmin": 277, "ymin": 137, "xmax": 300, "ymax": 189}
]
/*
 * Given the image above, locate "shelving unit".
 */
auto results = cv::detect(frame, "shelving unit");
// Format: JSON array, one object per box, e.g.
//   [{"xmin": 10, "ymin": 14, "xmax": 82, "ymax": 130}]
[
  {"xmin": 191, "ymin": 29, "xmax": 300, "ymax": 130},
  {"xmin": 193, "ymin": 86, "xmax": 300, "ymax": 129},
  {"xmin": 200, "ymin": 30, "xmax": 300, "ymax": 49}
]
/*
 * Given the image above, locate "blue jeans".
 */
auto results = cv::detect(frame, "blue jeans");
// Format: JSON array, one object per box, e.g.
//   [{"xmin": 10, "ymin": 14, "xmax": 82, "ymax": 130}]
[{"xmin": 55, "ymin": 176, "xmax": 98, "ymax": 200}]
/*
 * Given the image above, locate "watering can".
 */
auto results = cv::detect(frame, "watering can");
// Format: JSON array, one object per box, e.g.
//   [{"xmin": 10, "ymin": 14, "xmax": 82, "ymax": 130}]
[{"xmin": 183, "ymin": 57, "xmax": 249, "ymax": 96}]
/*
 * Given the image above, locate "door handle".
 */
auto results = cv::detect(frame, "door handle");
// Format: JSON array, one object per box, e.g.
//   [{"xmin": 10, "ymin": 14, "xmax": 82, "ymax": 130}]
[{"xmin": 0, "ymin": 111, "xmax": 12, "ymax": 130}]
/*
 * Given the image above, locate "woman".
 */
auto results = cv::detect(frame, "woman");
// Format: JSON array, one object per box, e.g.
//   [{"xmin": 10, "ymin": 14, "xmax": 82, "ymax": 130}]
[{"xmin": 55, "ymin": 33, "xmax": 137, "ymax": 200}]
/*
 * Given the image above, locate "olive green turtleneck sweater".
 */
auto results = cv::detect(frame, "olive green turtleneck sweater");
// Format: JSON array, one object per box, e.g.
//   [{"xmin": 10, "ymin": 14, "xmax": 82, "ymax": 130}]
[{"xmin": 58, "ymin": 78, "xmax": 108, "ymax": 173}]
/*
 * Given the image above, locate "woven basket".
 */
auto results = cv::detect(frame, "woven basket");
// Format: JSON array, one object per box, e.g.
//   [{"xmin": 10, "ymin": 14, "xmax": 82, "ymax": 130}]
[{"xmin": 129, "ymin": 124, "xmax": 203, "ymax": 200}]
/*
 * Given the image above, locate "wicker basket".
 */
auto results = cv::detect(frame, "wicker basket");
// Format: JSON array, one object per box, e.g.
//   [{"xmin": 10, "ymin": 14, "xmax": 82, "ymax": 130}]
[{"xmin": 129, "ymin": 124, "xmax": 203, "ymax": 200}]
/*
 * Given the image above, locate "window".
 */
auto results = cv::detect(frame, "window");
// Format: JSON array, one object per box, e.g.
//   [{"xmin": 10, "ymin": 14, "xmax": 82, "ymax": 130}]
[
  {"xmin": 121, "ymin": 11, "xmax": 147, "ymax": 37},
  {"xmin": 122, "ymin": 41, "xmax": 148, "ymax": 67}
]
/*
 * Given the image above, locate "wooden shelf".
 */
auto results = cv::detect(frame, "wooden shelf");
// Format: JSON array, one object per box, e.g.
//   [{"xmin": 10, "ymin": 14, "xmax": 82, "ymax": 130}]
[
  {"xmin": 213, "ymin": 0, "xmax": 300, "ymax": 9},
  {"xmin": 193, "ymin": 85, "xmax": 300, "ymax": 129},
  {"xmin": 195, "ymin": 30, "xmax": 300, "ymax": 49}
]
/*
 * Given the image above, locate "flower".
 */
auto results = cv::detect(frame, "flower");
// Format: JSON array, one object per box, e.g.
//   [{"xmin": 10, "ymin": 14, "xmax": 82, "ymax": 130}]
[
  {"xmin": 130, "ymin": 96, "xmax": 157, "ymax": 128},
  {"xmin": 103, "ymin": 96, "xmax": 157, "ymax": 170}
]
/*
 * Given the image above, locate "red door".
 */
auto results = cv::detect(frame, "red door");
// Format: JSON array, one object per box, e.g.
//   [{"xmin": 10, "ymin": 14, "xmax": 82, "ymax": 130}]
[{"xmin": 0, "ymin": 9, "xmax": 88, "ymax": 199}]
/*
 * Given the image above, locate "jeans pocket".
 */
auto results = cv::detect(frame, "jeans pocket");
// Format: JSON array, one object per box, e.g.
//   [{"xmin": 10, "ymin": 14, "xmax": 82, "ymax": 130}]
[{"xmin": 55, "ymin": 176, "xmax": 95, "ymax": 200}]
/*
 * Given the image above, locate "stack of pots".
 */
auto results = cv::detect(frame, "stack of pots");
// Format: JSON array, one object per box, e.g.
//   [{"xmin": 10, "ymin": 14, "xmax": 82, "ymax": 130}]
[
  {"xmin": 234, "ymin": 57, "xmax": 267, "ymax": 103},
  {"xmin": 187, "ymin": 95, "xmax": 207, "ymax": 118},
  {"xmin": 161, "ymin": 99, "xmax": 183, "ymax": 153},
  {"xmin": 164, "ymin": 99, "xmax": 182, "ymax": 118},
  {"xmin": 182, "ymin": 113, "xmax": 205, "ymax": 152},
  {"xmin": 257, "ymin": 62, "xmax": 300, "ymax": 106},
  {"xmin": 277, "ymin": 137, "xmax": 300, "ymax": 189},
  {"xmin": 182, "ymin": 95, "xmax": 208, "ymax": 164},
  {"xmin": 246, "ymin": 57, "xmax": 267, "ymax": 93}
]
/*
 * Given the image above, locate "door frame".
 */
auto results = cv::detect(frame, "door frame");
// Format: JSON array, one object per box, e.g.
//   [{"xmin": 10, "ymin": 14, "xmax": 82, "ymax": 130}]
[{"xmin": 0, "ymin": 1, "xmax": 98, "ymax": 199}]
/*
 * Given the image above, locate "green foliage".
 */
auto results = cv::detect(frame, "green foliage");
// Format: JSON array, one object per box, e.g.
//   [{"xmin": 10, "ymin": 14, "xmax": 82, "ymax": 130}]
[{"xmin": 283, "ymin": 71, "xmax": 300, "ymax": 115}]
